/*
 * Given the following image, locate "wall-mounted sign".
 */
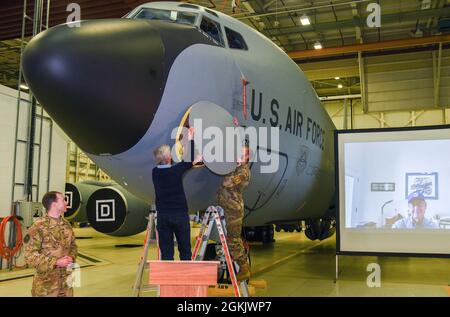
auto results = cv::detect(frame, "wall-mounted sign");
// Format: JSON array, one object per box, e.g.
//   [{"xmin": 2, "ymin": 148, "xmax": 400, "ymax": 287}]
[{"xmin": 371, "ymin": 182, "xmax": 395, "ymax": 192}]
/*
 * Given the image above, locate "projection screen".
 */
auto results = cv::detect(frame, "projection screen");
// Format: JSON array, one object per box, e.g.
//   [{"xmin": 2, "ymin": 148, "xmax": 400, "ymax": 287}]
[{"xmin": 336, "ymin": 126, "xmax": 450, "ymax": 257}]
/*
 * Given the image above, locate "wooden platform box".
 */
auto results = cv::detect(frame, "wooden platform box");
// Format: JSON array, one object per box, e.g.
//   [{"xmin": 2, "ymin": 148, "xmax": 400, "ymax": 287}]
[{"xmin": 148, "ymin": 260, "xmax": 220, "ymax": 297}]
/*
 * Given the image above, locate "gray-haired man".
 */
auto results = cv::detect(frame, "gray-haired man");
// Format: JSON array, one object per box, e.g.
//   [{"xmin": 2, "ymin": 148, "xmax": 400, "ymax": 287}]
[{"xmin": 151, "ymin": 129, "xmax": 201, "ymax": 260}]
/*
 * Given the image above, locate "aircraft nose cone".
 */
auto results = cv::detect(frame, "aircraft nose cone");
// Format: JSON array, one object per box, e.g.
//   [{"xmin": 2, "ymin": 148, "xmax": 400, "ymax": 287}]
[{"xmin": 22, "ymin": 19, "xmax": 164, "ymax": 155}]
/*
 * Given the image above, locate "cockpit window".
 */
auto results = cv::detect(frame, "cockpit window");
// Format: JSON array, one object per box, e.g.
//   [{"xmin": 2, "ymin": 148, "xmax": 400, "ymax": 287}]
[
  {"xmin": 178, "ymin": 4, "xmax": 200, "ymax": 9},
  {"xmin": 225, "ymin": 27, "xmax": 248, "ymax": 50},
  {"xmin": 133, "ymin": 8, "xmax": 197, "ymax": 26},
  {"xmin": 200, "ymin": 17, "xmax": 224, "ymax": 46},
  {"xmin": 204, "ymin": 9, "xmax": 218, "ymax": 17}
]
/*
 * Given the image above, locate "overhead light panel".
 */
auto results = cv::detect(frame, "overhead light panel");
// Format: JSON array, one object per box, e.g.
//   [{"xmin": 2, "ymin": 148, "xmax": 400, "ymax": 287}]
[
  {"xmin": 20, "ymin": 84, "xmax": 29, "ymax": 90},
  {"xmin": 421, "ymin": 0, "xmax": 431, "ymax": 10},
  {"xmin": 314, "ymin": 41, "xmax": 322, "ymax": 50},
  {"xmin": 334, "ymin": 77, "xmax": 340, "ymax": 80},
  {"xmin": 300, "ymin": 14, "xmax": 311, "ymax": 26},
  {"xmin": 338, "ymin": 84, "xmax": 343, "ymax": 89}
]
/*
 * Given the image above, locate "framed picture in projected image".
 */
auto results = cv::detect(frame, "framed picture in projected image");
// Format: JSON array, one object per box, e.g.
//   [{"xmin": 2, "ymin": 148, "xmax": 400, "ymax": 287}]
[
  {"xmin": 405, "ymin": 172, "xmax": 438, "ymax": 200},
  {"xmin": 336, "ymin": 125, "xmax": 450, "ymax": 257}
]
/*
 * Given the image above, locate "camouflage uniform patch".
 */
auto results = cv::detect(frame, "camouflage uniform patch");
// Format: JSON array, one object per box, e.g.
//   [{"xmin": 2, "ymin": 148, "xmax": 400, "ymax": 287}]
[
  {"xmin": 216, "ymin": 164, "xmax": 250, "ymax": 269},
  {"xmin": 24, "ymin": 214, "xmax": 77, "ymax": 297}
]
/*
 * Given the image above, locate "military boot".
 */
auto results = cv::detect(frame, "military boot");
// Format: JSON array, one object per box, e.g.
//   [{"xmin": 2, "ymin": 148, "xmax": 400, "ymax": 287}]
[{"xmin": 236, "ymin": 262, "xmax": 251, "ymax": 281}]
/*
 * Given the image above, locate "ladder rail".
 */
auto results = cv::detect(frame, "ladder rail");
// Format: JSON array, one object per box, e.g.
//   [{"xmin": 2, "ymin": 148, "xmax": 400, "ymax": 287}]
[
  {"xmin": 35, "ymin": 105, "xmax": 45, "ymax": 200},
  {"xmin": 132, "ymin": 211, "xmax": 159, "ymax": 297},
  {"xmin": 195, "ymin": 217, "xmax": 216, "ymax": 261},
  {"xmin": 12, "ymin": 0, "xmax": 52, "ymax": 203},
  {"xmin": 212, "ymin": 211, "xmax": 241, "ymax": 297},
  {"xmin": 191, "ymin": 209, "xmax": 212, "ymax": 260},
  {"xmin": 11, "ymin": 0, "xmax": 30, "ymax": 203}
]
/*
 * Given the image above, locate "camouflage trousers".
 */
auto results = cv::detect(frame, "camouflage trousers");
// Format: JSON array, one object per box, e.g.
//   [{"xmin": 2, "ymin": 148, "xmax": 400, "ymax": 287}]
[
  {"xmin": 31, "ymin": 270, "xmax": 74, "ymax": 297},
  {"xmin": 218, "ymin": 196, "xmax": 247, "ymax": 268},
  {"xmin": 32, "ymin": 287, "xmax": 73, "ymax": 297}
]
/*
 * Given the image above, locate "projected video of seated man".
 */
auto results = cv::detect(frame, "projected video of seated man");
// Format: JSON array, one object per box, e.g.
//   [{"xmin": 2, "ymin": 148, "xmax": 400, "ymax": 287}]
[
  {"xmin": 338, "ymin": 129, "xmax": 450, "ymax": 255},
  {"xmin": 392, "ymin": 191, "xmax": 438, "ymax": 229}
]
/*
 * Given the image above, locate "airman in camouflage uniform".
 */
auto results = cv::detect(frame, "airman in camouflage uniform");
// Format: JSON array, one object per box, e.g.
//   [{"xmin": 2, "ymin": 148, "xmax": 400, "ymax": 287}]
[
  {"xmin": 24, "ymin": 191, "xmax": 77, "ymax": 297},
  {"xmin": 217, "ymin": 147, "xmax": 251, "ymax": 281}
]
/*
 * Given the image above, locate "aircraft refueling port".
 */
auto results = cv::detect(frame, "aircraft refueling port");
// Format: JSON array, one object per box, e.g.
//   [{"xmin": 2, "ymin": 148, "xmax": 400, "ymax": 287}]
[
  {"xmin": 64, "ymin": 182, "xmax": 112, "ymax": 223},
  {"xmin": 86, "ymin": 186, "xmax": 149, "ymax": 236},
  {"xmin": 175, "ymin": 106, "xmax": 204, "ymax": 168},
  {"xmin": 64, "ymin": 183, "xmax": 81, "ymax": 220}
]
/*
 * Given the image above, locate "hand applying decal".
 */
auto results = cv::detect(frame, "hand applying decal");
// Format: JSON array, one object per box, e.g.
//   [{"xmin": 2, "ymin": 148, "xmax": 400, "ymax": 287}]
[{"xmin": 188, "ymin": 127, "xmax": 195, "ymax": 141}]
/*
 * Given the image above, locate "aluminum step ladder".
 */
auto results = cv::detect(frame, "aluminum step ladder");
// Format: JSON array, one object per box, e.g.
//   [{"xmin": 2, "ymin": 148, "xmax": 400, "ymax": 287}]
[{"xmin": 192, "ymin": 205, "xmax": 250, "ymax": 297}]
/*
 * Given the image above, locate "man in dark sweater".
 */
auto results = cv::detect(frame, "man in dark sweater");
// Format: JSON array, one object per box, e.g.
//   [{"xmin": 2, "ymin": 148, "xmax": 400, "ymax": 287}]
[{"xmin": 152, "ymin": 130, "xmax": 201, "ymax": 260}]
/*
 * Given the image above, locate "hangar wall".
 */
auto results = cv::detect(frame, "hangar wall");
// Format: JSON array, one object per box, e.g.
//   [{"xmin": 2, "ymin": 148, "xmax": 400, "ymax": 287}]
[
  {"xmin": 324, "ymin": 99, "xmax": 449, "ymax": 129},
  {"xmin": 66, "ymin": 141, "xmax": 111, "ymax": 183},
  {"xmin": 301, "ymin": 58, "xmax": 359, "ymax": 82},
  {"xmin": 366, "ymin": 49, "xmax": 450, "ymax": 111},
  {"xmin": 302, "ymin": 48, "xmax": 450, "ymax": 126},
  {"xmin": 0, "ymin": 84, "xmax": 68, "ymax": 217}
]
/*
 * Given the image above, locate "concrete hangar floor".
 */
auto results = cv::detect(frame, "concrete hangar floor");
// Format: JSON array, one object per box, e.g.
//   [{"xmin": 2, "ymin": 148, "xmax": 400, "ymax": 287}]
[{"xmin": 0, "ymin": 225, "xmax": 449, "ymax": 297}]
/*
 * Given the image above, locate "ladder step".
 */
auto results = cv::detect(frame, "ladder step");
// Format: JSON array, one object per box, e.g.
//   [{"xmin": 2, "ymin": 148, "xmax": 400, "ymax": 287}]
[
  {"xmin": 16, "ymin": 139, "xmax": 41, "ymax": 146},
  {"xmin": 132, "ymin": 213, "xmax": 157, "ymax": 296},
  {"xmin": 142, "ymin": 285, "xmax": 158, "ymax": 292},
  {"xmin": 14, "ymin": 183, "xmax": 38, "ymax": 187}
]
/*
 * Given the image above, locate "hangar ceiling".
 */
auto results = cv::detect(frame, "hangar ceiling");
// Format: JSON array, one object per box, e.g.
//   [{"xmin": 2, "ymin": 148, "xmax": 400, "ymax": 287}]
[{"xmin": 0, "ymin": 0, "xmax": 449, "ymax": 98}]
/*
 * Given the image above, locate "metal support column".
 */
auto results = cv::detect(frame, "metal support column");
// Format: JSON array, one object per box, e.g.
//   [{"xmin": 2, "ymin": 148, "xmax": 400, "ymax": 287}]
[
  {"xmin": 342, "ymin": 98, "xmax": 348, "ymax": 129},
  {"xmin": 358, "ymin": 52, "xmax": 368, "ymax": 113},
  {"xmin": 433, "ymin": 43, "xmax": 443, "ymax": 107},
  {"xmin": 350, "ymin": 99, "xmax": 353, "ymax": 129}
]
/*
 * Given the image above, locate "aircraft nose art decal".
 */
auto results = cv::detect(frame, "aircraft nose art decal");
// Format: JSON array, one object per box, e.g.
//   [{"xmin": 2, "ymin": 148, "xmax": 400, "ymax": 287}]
[{"xmin": 189, "ymin": 101, "xmax": 242, "ymax": 175}]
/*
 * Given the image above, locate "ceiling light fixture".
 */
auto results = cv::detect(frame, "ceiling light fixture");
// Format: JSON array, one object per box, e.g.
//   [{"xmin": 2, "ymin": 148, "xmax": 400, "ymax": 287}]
[
  {"xmin": 314, "ymin": 41, "xmax": 322, "ymax": 50},
  {"xmin": 300, "ymin": 14, "xmax": 311, "ymax": 26}
]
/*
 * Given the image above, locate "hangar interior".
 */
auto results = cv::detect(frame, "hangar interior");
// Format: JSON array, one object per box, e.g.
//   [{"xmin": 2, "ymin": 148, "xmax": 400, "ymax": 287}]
[{"xmin": 0, "ymin": 0, "xmax": 449, "ymax": 297}]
